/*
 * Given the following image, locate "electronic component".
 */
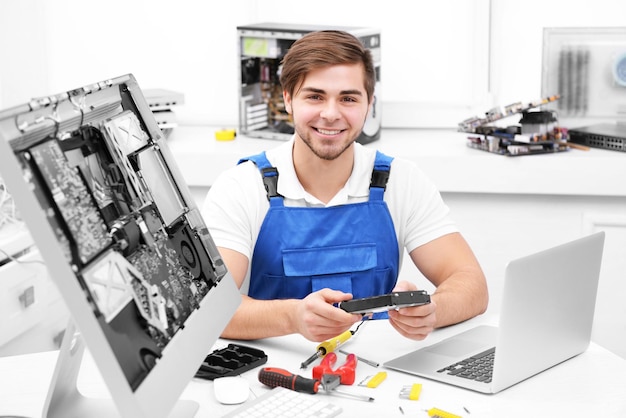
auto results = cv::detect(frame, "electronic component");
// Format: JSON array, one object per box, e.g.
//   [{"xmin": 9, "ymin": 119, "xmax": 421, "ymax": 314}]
[
  {"xmin": 339, "ymin": 290, "xmax": 430, "ymax": 314},
  {"xmin": 14, "ymin": 107, "xmax": 216, "ymax": 352},
  {"xmin": 568, "ymin": 123, "xmax": 626, "ymax": 152},
  {"xmin": 459, "ymin": 95, "xmax": 572, "ymax": 156},
  {"xmin": 0, "ymin": 74, "xmax": 240, "ymax": 417},
  {"xmin": 458, "ymin": 95, "xmax": 560, "ymax": 134}
]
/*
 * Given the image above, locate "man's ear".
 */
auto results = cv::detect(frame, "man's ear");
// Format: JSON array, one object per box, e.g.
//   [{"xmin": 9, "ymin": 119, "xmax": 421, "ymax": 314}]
[{"xmin": 283, "ymin": 90, "xmax": 292, "ymax": 114}]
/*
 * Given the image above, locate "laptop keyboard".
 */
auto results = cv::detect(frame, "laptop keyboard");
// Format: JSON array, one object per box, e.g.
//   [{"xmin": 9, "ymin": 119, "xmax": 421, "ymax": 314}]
[{"xmin": 436, "ymin": 347, "xmax": 495, "ymax": 383}]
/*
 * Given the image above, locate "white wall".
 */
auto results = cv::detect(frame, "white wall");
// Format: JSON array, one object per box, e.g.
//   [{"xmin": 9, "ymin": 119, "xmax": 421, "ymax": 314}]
[
  {"xmin": 490, "ymin": 0, "xmax": 626, "ymax": 106},
  {"xmin": 0, "ymin": 0, "xmax": 489, "ymax": 127},
  {"xmin": 2, "ymin": 1, "xmax": 624, "ymax": 128},
  {"xmin": 0, "ymin": 0, "xmax": 49, "ymax": 109}
]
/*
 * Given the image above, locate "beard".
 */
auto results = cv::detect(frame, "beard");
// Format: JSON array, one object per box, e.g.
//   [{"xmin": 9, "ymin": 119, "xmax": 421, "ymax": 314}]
[
  {"xmin": 295, "ymin": 127, "xmax": 357, "ymax": 161},
  {"xmin": 293, "ymin": 112, "xmax": 366, "ymax": 161}
]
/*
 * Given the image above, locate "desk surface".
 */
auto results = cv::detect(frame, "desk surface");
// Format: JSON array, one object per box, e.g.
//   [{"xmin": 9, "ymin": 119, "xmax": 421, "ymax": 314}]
[
  {"xmin": 1, "ymin": 316, "xmax": 625, "ymax": 418},
  {"xmin": 166, "ymin": 126, "xmax": 626, "ymax": 197}
]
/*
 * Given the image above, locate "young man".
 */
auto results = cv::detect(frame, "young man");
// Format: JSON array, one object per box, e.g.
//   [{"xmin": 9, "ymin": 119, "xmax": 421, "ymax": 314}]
[{"xmin": 202, "ymin": 30, "xmax": 488, "ymax": 343}]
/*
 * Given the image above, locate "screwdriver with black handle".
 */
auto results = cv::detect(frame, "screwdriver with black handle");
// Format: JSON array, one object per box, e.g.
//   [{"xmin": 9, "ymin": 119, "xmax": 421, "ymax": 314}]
[
  {"xmin": 258, "ymin": 367, "xmax": 320, "ymax": 394},
  {"xmin": 259, "ymin": 367, "xmax": 375, "ymax": 402}
]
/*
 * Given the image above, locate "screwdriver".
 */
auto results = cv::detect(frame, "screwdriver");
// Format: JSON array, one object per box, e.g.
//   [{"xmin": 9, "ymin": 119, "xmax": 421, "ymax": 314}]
[
  {"xmin": 258, "ymin": 367, "xmax": 320, "ymax": 394},
  {"xmin": 300, "ymin": 330, "xmax": 353, "ymax": 369},
  {"xmin": 259, "ymin": 367, "xmax": 375, "ymax": 402}
]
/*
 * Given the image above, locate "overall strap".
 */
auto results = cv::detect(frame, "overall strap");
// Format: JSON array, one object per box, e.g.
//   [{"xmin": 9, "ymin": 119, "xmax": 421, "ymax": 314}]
[
  {"xmin": 369, "ymin": 151, "xmax": 394, "ymax": 201},
  {"xmin": 238, "ymin": 152, "xmax": 284, "ymax": 207}
]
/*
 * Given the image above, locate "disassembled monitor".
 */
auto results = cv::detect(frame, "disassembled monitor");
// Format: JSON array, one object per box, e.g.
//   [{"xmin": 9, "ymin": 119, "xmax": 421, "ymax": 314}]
[{"xmin": 0, "ymin": 74, "xmax": 241, "ymax": 417}]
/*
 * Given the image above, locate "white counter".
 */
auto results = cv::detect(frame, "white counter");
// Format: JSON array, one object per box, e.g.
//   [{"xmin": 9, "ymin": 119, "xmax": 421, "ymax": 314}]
[{"xmin": 166, "ymin": 126, "xmax": 626, "ymax": 197}]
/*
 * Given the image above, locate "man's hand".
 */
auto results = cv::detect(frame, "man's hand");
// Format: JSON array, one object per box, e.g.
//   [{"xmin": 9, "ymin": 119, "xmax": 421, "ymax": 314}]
[
  {"xmin": 294, "ymin": 288, "xmax": 362, "ymax": 342},
  {"xmin": 387, "ymin": 280, "xmax": 437, "ymax": 340}
]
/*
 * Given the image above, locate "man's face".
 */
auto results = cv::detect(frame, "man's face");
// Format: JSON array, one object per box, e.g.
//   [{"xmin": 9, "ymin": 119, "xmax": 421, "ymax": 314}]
[{"xmin": 283, "ymin": 63, "xmax": 371, "ymax": 161}]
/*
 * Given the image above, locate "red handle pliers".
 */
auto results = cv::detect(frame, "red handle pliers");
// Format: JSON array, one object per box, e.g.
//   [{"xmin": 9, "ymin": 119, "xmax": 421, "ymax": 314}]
[{"xmin": 312, "ymin": 351, "xmax": 357, "ymax": 385}]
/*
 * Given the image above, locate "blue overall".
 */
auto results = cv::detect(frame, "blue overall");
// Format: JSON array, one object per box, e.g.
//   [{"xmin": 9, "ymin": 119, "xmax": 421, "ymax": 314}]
[{"xmin": 240, "ymin": 151, "xmax": 399, "ymax": 319}]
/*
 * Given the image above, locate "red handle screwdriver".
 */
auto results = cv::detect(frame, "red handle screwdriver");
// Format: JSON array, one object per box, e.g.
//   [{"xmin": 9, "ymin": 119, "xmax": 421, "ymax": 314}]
[{"xmin": 258, "ymin": 367, "xmax": 320, "ymax": 394}]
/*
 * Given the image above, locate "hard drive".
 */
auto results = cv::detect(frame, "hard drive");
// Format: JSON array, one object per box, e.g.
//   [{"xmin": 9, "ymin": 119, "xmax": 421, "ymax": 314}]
[{"xmin": 339, "ymin": 290, "xmax": 430, "ymax": 314}]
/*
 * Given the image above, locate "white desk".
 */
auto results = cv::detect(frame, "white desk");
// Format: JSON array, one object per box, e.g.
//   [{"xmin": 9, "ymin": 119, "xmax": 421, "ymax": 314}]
[{"xmin": 1, "ymin": 317, "xmax": 625, "ymax": 418}]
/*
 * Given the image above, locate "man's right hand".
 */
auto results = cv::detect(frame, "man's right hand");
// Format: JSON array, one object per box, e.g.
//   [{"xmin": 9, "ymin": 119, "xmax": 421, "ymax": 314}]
[{"xmin": 295, "ymin": 288, "xmax": 362, "ymax": 342}]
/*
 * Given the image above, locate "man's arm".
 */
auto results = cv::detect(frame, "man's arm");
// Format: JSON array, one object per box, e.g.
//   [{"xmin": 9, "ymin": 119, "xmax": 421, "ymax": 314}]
[
  {"xmin": 414, "ymin": 232, "xmax": 488, "ymax": 326},
  {"xmin": 216, "ymin": 247, "xmax": 360, "ymax": 342},
  {"xmin": 388, "ymin": 232, "xmax": 488, "ymax": 340}
]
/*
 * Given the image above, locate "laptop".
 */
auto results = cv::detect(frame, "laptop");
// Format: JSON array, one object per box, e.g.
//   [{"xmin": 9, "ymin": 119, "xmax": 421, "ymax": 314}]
[{"xmin": 384, "ymin": 231, "xmax": 605, "ymax": 394}]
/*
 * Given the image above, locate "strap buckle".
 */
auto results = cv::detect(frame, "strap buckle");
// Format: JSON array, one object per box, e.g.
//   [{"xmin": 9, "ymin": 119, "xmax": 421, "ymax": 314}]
[
  {"xmin": 261, "ymin": 167, "xmax": 282, "ymax": 200},
  {"xmin": 370, "ymin": 169, "xmax": 390, "ymax": 190}
]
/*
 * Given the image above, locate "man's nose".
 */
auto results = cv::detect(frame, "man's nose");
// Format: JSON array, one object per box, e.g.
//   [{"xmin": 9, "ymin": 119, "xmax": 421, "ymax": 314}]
[{"xmin": 320, "ymin": 100, "xmax": 341, "ymax": 121}]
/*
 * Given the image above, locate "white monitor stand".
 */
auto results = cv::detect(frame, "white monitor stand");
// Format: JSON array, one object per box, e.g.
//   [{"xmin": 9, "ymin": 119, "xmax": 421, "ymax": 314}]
[{"xmin": 42, "ymin": 321, "xmax": 199, "ymax": 418}]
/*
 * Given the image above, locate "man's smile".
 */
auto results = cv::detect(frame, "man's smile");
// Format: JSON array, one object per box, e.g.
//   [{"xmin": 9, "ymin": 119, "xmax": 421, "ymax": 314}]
[{"xmin": 315, "ymin": 128, "xmax": 344, "ymax": 135}]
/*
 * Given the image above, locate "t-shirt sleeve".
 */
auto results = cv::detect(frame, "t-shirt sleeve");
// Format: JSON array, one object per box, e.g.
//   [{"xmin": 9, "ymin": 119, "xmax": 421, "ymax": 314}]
[
  {"xmin": 386, "ymin": 158, "xmax": 458, "ymax": 253},
  {"xmin": 200, "ymin": 161, "xmax": 266, "ymax": 260}
]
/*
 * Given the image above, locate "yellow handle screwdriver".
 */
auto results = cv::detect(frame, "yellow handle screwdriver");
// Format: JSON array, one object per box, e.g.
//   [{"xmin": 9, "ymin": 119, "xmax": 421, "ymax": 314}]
[{"xmin": 300, "ymin": 330, "xmax": 353, "ymax": 369}]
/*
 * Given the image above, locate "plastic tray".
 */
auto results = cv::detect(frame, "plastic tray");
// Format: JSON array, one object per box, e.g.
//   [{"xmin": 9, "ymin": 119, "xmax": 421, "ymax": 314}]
[{"xmin": 195, "ymin": 343, "xmax": 268, "ymax": 380}]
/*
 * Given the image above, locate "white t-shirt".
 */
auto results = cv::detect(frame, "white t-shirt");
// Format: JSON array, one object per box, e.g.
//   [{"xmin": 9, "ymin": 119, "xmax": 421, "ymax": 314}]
[{"xmin": 201, "ymin": 138, "xmax": 458, "ymax": 292}]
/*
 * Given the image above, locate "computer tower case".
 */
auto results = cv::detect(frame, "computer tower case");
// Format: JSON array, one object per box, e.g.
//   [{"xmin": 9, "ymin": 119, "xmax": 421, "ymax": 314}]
[{"xmin": 237, "ymin": 23, "xmax": 382, "ymax": 144}]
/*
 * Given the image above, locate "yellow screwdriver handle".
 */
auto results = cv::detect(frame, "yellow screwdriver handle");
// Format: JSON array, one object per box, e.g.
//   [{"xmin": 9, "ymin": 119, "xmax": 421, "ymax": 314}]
[{"xmin": 317, "ymin": 330, "xmax": 353, "ymax": 355}]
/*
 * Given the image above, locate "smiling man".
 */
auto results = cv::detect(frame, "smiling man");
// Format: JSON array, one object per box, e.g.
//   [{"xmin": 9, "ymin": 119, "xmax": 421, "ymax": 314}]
[{"xmin": 201, "ymin": 30, "xmax": 488, "ymax": 343}]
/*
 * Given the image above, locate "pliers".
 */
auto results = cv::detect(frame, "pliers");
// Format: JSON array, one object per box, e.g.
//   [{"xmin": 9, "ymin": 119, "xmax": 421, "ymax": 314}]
[
  {"xmin": 312, "ymin": 351, "xmax": 357, "ymax": 385},
  {"xmin": 315, "ymin": 358, "xmax": 373, "ymax": 402}
]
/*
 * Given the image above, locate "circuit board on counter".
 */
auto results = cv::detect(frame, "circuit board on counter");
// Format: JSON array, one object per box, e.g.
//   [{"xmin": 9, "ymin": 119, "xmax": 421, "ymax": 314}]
[{"xmin": 459, "ymin": 95, "xmax": 571, "ymax": 156}]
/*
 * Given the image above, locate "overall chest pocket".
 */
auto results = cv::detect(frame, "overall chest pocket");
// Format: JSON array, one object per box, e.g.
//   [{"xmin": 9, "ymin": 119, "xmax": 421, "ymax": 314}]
[
  {"xmin": 282, "ymin": 243, "xmax": 390, "ymax": 299},
  {"xmin": 252, "ymin": 243, "xmax": 394, "ymax": 306},
  {"xmin": 282, "ymin": 243, "xmax": 377, "ymax": 277}
]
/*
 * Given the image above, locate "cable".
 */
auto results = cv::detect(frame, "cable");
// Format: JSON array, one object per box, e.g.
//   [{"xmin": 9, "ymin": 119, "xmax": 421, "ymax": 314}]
[
  {"xmin": 352, "ymin": 318, "xmax": 369, "ymax": 335},
  {"xmin": 0, "ymin": 247, "xmax": 45, "ymax": 266}
]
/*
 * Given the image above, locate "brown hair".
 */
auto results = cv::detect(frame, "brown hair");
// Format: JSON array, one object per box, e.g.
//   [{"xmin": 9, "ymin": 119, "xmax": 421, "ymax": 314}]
[{"xmin": 279, "ymin": 30, "xmax": 375, "ymax": 102}]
